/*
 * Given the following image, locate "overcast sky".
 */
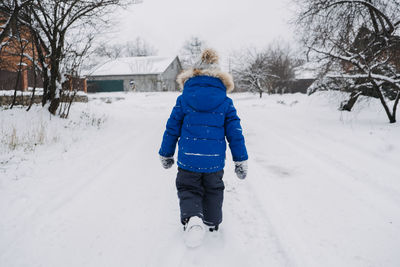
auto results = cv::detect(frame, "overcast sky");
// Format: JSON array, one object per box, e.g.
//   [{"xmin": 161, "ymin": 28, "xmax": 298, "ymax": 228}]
[{"xmin": 109, "ymin": 0, "xmax": 296, "ymax": 60}]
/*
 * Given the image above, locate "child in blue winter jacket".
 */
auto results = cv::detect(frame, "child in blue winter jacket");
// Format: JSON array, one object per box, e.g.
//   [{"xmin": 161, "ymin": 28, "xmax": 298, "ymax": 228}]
[{"xmin": 159, "ymin": 48, "xmax": 248, "ymax": 246}]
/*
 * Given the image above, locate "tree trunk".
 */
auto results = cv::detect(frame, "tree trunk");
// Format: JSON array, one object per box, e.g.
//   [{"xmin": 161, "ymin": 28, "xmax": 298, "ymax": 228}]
[
  {"xmin": 27, "ymin": 68, "xmax": 37, "ymax": 111},
  {"xmin": 29, "ymin": 29, "xmax": 49, "ymax": 108},
  {"xmin": 259, "ymin": 91, "xmax": 263, "ymax": 98},
  {"xmin": 48, "ymin": 98, "xmax": 60, "ymax": 115},
  {"xmin": 27, "ymin": 41, "xmax": 37, "ymax": 111},
  {"xmin": 41, "ymin": 71, "xmax": 50, "ymax": 106},
  {"xmin": 47, "ymin": 53, "xmax": 61, "ymax": 114},
  {"xmin": 372, "ymin": 81, "xmax": 396, "ymax": 123},
  {"xmin": 61, "ymin": 91, "xmax": 77, "ymax": 119},
  {"xmin": 10, "ymin": 50, "xmax": 25, "ymax": 109},
  {"xmin": 387, "ymin": 114, "xmax": 396, "ymax": 123},
  {"xmin": 390, "ymin": 91, "xmax": 400, "ymax": 123},
  {"xmin": 339, "ymin": 90, "xmax": 361, "ymax": 111}
]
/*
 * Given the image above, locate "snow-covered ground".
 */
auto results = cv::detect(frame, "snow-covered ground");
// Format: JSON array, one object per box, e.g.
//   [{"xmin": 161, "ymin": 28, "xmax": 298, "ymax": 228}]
[{"xmin": 1, "ymin": 92, "xmax": 399, "ymax": 267}]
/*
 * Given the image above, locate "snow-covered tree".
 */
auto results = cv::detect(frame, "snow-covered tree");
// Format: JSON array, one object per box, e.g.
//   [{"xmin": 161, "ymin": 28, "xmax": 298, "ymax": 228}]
[{"xmin": 296, "ymin": 0, "xmax": 400, "ymax": 123}]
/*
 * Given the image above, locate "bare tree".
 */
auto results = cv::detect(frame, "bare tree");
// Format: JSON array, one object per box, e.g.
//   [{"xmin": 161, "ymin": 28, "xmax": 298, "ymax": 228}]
[
  {"xmin": 2, "ymin": 0, "xmax": 139, "ymax": 115},
  {"xmin": 232, "ymin": 48, "xmax": 278, "ymax": 98},
  {"xmin": 265, "ymin": 42, "xmax": 303, "ymax": 93},
  {"xmin": 125, "ymin": 37, "xmax": 157, "ymax": 57},
  {"xmin": 56, "ymin": 26, "xmax": 96, "ymax": 118},
  {"xmin": 93, "ymin": 42, "xmax": 124, "ymax": 59},
  {"xmin": 26, "ymin": 38, "xmax": 38, "ymax": 111},
  {"xmin": 232, "ymin": 43, "xmax": 302, "ymax": 98},
  {"xmin": 296, "ymin": 0, "xmax": 400, "ymax": 123},
  {"xmin": 63, "ymin": 26, "xmax": 96, "ymax": 76},
  {"xmin": 179, "ymin": 36, "xmax": 207, "ymax": 68},
  {"xmin": 94, "ymin": 37, "xmax": 157, "ymax": 59},
  {"xmin": 30, "ymin": 0, "xmax": 140, "ymax": 114}
]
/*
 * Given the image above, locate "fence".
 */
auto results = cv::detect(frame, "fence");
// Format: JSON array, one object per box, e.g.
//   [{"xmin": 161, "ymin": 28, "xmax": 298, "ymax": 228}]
[{"xmin": 0, "ymin": 69, "xmax": 86, "ymax": 92}]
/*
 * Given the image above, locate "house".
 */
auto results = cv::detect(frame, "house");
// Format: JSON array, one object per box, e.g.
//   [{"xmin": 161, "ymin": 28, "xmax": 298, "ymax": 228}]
[
  {"xmin": 275, "ymin": 79, "xmax": 316, "ymax": 94},
  {"xmin": 339, "ymin": 26, "xmax": 400, "ymax": 100},
  {"xmin": 290, "ymin": 63, "xmax": 318, "ymax": 93},
  {"xmin": 0, "ymin": 11, "xmax": 38, "ymax": 91},
  {"xmin": 86, "ymin": 56, "xmax": 182, "ymax": 92},
  {"xmin": 0, "ymin": 12, "xmax": 87, "ymax": 93},
  {"xmin": 271, "ymin": 63, "xmax": 317, "ymax": 94},
  {"xmin": 341, "ymin": 26, "xmax": 400, "ymax": 73}
]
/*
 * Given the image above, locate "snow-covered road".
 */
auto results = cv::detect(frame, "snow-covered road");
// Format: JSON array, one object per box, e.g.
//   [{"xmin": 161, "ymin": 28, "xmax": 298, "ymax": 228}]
[{"xmin": 1, "ymin": 92, "xmax": 399, "ymax": 267}]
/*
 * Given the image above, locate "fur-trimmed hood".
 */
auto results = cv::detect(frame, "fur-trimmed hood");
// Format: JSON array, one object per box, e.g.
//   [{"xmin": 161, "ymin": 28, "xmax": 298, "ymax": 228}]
[
  {"xmin": 176, "ymin": 48, "xmax": 234, "ymax": 93},
  {"xmin": 176, "ymin": 68, "xmax": 235, "ymax": 93}
]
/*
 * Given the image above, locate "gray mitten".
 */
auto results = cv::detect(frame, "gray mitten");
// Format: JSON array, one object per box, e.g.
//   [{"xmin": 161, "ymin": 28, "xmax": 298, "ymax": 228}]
[
  {"xmin": 234, "ymin": 160, "xmax": 248, "ymax": 179},
  {"xmin": 160, "ymin": 155, "xmax": 174, "ymax": 169}
]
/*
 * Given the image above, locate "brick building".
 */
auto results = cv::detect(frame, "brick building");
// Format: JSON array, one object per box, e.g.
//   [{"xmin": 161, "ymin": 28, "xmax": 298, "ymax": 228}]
[
  {"xmin": 0, "ymin": 12, "xmax": 87, "ymax": 92},
  {"xmin": 0, "ymin": 11, "xmax": 39, "ymax": 91}
]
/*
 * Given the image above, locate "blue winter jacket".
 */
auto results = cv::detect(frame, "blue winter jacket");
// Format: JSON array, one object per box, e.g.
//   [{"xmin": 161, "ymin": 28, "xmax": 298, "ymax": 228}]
[{"xmin": 159, "ymin": 75, "xmax": 248, "ymax": 173}]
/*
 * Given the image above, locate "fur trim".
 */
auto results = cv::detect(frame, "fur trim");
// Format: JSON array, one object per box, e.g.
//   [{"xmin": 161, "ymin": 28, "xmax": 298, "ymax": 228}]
[
  {"xmin": 178, "ymin": 48, "xmax": 234, "ymax": 92},
  {"xmin": 177, "ymin": 68, "xmax": 235, "ymax": 93}
]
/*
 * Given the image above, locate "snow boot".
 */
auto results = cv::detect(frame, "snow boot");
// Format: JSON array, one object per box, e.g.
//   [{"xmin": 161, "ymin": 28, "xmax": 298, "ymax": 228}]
[
  {"xmin": 208, "ymin": 224, "xmax": 219, "ymax": 232},
  {"xmin": 183, "ymin": 216, "xmax": 206, "ymax": 248}
]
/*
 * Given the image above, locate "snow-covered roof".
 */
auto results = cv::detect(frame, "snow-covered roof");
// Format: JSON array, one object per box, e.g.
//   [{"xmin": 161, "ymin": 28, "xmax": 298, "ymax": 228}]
[{"xmin": 89, "ymin": 56, "xmax": 177, "ymax": 76}]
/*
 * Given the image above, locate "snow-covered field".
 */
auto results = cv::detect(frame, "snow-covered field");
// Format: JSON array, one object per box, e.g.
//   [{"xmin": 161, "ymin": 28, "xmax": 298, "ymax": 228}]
[{"xmin": 1, "ymin": 92, "xmax": 399, "ymax": 267}]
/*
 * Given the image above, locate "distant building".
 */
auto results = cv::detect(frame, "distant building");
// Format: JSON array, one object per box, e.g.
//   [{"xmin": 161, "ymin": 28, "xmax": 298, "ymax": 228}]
[
  {"xmin": 86, "ymin": 56, "xmax": 182, "ymax": 93},
  {"xmin": 271, "ymin": 63, "xmax": 317, "ymax": 94},
  {"xmin": 275, "ymin": 79, "xmax": 316, "ymax": 94}
]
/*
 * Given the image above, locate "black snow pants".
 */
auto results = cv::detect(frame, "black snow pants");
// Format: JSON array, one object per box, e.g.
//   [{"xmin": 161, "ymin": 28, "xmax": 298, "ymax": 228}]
[{"xmin": 176, "ymin": 167, "xmax": 225, "ymax": 227}]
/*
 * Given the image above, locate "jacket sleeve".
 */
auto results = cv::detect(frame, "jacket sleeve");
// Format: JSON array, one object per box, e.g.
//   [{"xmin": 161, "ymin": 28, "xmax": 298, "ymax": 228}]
[
  {"xmin": 159, "ymin": 96, "xmax": 185, "ymax": 157},
  {"xmin": 225, "ymin": 98, "xmax": 248, "ymax": 162}
]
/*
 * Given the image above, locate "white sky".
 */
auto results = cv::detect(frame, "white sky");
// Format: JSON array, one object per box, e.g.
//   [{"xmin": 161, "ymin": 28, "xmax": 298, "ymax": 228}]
[{"xmin": 109, "ymin": 0, "xmax": 297, "ymax": 61}]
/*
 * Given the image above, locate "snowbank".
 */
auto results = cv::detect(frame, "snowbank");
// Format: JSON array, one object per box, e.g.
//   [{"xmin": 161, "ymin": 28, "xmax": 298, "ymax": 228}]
[
  {"xmin": 0, "ymin": 99, "xmax": 107, "ymax": 178},
  {"xmin": 0, "ymin": 89, "xmax": 87, "ymax": 97}
]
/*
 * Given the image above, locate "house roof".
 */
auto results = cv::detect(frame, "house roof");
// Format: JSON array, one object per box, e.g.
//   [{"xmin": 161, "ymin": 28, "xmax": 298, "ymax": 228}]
[{"xmin": 89, "ymin": 56, "xmax": 178, "ymax": 76}]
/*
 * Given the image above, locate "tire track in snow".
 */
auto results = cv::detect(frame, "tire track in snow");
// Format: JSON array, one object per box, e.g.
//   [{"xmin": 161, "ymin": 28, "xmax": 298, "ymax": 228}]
[
  {"xmin": 244, "ymin": 160, "xmax": 319, "ymax": 267},
  {"xmin": 224, "ymin": 174, "xmax": 300, "ymax": 267},
  {"xmin": 0, "ymin": 113, "xmax": 163, "ymax": 263},
  {"xmin": 265, "ymin": 118, "xmax": 400, "ymax": 215},
  {"xmin": 2, "ymin": 144, "xmax": 127, "ymax": 259},
  {"xmin": 244, "ymin": 113, "xmax": 400, "ymax": 267}
]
